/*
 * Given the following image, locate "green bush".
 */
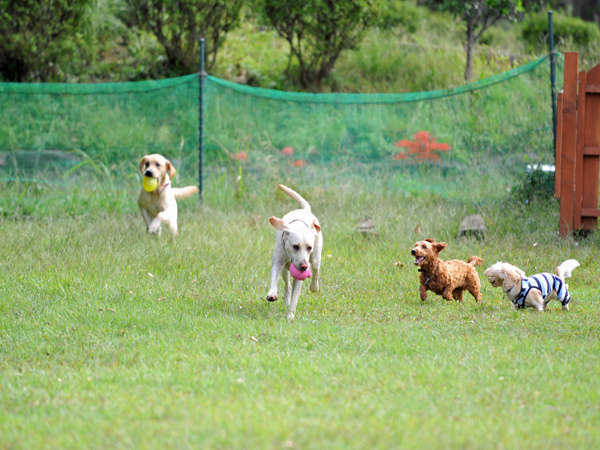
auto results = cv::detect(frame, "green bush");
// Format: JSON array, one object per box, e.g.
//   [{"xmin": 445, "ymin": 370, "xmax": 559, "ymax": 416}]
[
  {"xmin": 256, "ymin": 0, "xmax": 380, "ymax": 89},
  {"xmin": 511, "ymin": 168, "xmax": 555, "ymax": 203},
  {"xmin": 375, "ymin": 0, "xmax": 422, "ymax": 32},
  {"xmin": 0, "ymin": 0, "xmax": 93, "ymax": 81},
  {"xmin": 521, "ymin": 12, "xmax": 600, "ymax": 51},
  {"xmin": 121, "ymin": 0, "xmax": 244, "ymax": 74},
  {"xmin": 58, "ymin": 0, "xmax": 168, "ymax": 82}
]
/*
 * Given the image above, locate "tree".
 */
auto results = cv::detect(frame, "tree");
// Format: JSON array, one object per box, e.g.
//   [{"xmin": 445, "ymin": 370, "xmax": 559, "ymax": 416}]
[
  {"xmin": 0, "ymin": 0, "xmax": 93, "ymax": 81},
  {"xmin": 122, "ymin": 0, "xmax": 243, "ymax": 74},
  {"xmin": 257, "ymin": 0, "xmax": 379, "ymax": 89},
  {"xmin": 422, "ymin": 1, "xmax": 540, "ymax": 81},
  {"xmin": 571, "ymin": 0, "xmax": 600, "ymax": 24},
  {"xmin": 556, "ymin": 0, "xmax": 600, "ymax": 24}
]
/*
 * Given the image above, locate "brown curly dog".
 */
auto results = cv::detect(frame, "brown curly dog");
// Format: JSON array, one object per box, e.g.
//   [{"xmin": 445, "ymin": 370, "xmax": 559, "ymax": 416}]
[{"xmin": 411, "ymin": 238, "xmax": 483, "ymax": 303}]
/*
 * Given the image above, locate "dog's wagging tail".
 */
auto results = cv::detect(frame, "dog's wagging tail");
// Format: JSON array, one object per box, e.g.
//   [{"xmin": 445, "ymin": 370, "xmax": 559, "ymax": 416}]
[
  {"xmin": 172, "ymin": 186, "xmax": 198, "ymax": 199},
  {"xmin": 277, "ymin": 184, "xmax": 311, "ymax": 211}
]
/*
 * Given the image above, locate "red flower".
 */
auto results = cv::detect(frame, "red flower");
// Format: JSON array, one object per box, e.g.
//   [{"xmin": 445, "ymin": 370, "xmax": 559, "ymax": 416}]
[
  {"xmin": 414, "ymin": 131, "xmax": 432, "ymax": 142},
  {"xmin": 431, "ymin": 142, "xmax": 450, "ymax": 151},
  {"xmin": 281, "ymin": 146, "xmax": 294, "ymax": 156},
  {"xmin": 294, "ymin": 159, "xmax": 307, "ymax": 167},
  {"xmin": 394, "ymin": 139, "xmax": 415, "ymax": 148},
  {"xmin": 233, "ymin": 152, "xmax": 247, "ymax": 161},
  {"xmin": 392, "ymin": 131, "xmax": 451, "ymax": 163}
]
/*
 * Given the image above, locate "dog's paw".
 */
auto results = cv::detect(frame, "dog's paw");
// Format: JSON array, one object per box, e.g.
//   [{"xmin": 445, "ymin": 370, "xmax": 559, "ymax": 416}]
[
  {"xmin": 287, "ymin": 312, "xmax": 295, "ymax": 320},
  {"xmin": 310, "ymin": 280, "xmax": 319, "ymax": 292},
  {"xmin": 266, "ymin": 294, "xmax": 278, "ymax": 302},
  {"xmin": 148, "ymin": 224, "xmax": 161, "ymax": 234}
]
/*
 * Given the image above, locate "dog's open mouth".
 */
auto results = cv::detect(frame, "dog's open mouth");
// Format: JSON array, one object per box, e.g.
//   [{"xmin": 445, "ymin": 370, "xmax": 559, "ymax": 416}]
[{"xmin": 414, "ymin": 256, "xmax": 424, "ymax": 265}]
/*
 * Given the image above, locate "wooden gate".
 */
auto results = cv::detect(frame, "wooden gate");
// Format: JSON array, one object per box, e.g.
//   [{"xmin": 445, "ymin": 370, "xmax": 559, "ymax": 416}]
[{"xmin": 555, "ymin": 52, "xmax": 600, "ymax": 236}]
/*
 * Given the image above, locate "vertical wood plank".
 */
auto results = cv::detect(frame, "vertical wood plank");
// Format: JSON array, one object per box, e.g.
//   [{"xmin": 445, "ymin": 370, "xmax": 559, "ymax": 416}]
[
  {"xmin": 574, "ymin": 71, "xmax": 587, "ymax": 230},
  {"xmin": 559, "ymin": 52, "xmax": 578, "ymax": 237}
]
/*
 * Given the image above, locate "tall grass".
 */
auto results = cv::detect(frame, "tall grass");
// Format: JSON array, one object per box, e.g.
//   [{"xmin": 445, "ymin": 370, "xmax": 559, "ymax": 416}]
[{"xmin": 1, "ymin": 186, "xmax": 599, "ymax": 448}]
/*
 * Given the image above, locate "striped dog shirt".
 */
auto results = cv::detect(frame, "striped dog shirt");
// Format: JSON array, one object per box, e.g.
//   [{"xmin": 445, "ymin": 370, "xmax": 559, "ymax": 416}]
[{"xmin": 513, "ymin": 273, "xmax": 570, "ymax": 308}]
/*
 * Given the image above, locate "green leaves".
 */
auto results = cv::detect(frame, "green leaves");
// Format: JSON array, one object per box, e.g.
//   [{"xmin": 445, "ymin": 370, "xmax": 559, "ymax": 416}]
[
  {"xmin": 421, "ymin": 0, "xmax": 541, "ymax": 81},
  {"xmin": 122, "ymin": 0, "xmax": 243, "ymax": 74},
  {"xmin": 258, "ymin": 0, "xmax": 380, "ymax": 89},
  {"xmin": 0, "ymin": 0, "xmax": 93, "ymax": 81}
]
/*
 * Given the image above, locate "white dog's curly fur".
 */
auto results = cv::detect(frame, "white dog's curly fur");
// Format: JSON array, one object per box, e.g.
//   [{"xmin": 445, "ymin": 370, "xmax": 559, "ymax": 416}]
[{"xmin": 484, "ymin": 259, "xmax": 579, "ymax": 311}]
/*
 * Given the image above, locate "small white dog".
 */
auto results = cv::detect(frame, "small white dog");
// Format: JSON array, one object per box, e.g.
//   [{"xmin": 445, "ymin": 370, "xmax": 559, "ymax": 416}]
[
  {"xmin": 484, "ymin": 259, "xmax": 580, "ymax": 311},
  {"xmin": 137, "ymin": 153, "xmax": 198, "ymax": 236},
  {"xmin": 266, "ymin": 184, "xmax": 323, "ymax": 320}
]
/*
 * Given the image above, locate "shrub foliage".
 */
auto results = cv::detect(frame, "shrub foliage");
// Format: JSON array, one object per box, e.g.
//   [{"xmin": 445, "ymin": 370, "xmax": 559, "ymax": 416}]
[
  {"xmin": 121, "ymin": 0, "xmax": 243, "ymax": 73},
  {"xmin": 522, "ymin": 11, "xmax": 600, "ymax": 50},
  {"xmin": 0, "ymin": 0, "xmax": 93, "ymax": 81},
  {"xmin": 256, "ymin": 0, "xmax": 379, "ymax": 89}
]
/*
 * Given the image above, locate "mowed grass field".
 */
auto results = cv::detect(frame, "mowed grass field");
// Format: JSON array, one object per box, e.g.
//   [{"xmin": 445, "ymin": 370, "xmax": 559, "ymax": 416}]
[{"xmin": 1, "ymin": 184, "xmax": 599, "ymax": 448}]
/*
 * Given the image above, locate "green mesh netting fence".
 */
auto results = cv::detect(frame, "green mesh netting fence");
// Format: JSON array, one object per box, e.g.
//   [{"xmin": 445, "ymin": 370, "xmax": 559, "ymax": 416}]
[
  {"xmin": 204, "ymin": 54, "xmax": 561, "ymax": 200},
  {"xmin": 0, "ymin": 54, "xmax": 561, "ymax": 201},
  {"xmin": 0, "ymin": 73, "xmax": 200, "ymax": 185}
]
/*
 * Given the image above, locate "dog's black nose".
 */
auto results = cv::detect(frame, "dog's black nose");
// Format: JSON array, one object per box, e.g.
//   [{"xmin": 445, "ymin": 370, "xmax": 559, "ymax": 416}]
[
  {"xmin": 299, "ymin": 263, "xmax": 309, "ymax": 271},
  {"xmin": 411, "ymin": 249, "xmax": 416, "ymax": 255},
  {"xmin": 144, "ymin": 170, "xmax": 153, "ymax": 177}
]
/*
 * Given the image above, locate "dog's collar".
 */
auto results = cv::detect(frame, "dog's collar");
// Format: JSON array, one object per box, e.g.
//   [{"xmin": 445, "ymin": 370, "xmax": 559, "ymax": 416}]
[
  {"xmin": 280, "ymin": 218, "xmax": 316, "ymax": 248},
  {"xmin": 418, "ymin": 268, "xmax": 431, "ymax": 286},
  {"xmin": 288, "ymin": 218, "xmax": 311, "ymax": 228},
  {"xmin": 158, "ymin": 180, "xmax": 170, "ymax": 193}
]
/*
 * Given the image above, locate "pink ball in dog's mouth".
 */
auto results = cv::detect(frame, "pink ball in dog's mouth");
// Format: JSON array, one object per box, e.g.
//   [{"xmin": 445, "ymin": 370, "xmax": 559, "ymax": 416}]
[{"xmin": 290, "ymin": 263, "xmax": 312, "ymax": 280}]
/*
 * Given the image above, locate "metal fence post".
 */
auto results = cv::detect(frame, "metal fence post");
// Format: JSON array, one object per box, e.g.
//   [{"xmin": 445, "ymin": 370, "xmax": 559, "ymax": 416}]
[{"xmin": 198, "ymin": 37, "xmax": 205, "ymax": 202}]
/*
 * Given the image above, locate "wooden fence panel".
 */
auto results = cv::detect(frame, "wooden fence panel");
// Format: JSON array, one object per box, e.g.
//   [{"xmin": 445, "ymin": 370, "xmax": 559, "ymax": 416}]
[
  {"xmin": 558, "ymin": 52, "xmax": 579, "ymax": 236},
  {"xmin": 581, "ymin": 65, "xmax": 600, "ymax": 229}
]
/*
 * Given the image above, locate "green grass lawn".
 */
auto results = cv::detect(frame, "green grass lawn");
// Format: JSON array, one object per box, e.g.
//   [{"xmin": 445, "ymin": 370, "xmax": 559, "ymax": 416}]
[{"xmin": 1, "ymin": 186, "xmax": 599, "ymax": 448}]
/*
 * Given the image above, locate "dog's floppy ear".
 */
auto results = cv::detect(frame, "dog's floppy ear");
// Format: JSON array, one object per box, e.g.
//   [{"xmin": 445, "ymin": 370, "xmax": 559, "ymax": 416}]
[
  {"xmin": 139, "ymin": 156, "xmax": 148, "ymax": 173},
  {"xmin": 483, "ymin": 265, "xmax": 497, "ymax": 279},
  {"xmin": 484, "ymin": 265, "xmax": 503, "ymax": 285},
  {"xmin": 487, "ymin": 264, "xmax": 523, "ymax": 293},
  {"xmin": 269, "ymin": 216, "xmax": 290, "ymax": 231},
  {"xmin": 166, "ymin": 160, "xmax": 176, "ymax": 179},
  {"xmin": 425, "ymin": 238, "xmax": 435, "ymax": 243},
  {"xmin": 501, "ymin": 267, "xmax": 521, "ymax": 292},
  {"xmin": 433, "ymin": 241, "xmax": 447, "ymax": 253}
]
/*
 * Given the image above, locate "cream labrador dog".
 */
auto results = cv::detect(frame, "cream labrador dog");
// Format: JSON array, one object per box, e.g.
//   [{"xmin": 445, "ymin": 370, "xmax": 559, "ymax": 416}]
[
  {"xmin": 267, "ymin": 184, "xmax": 323, "ymax": 320},
  {"xmin": 137, "ymin": 154, "xmax": 198, "ymax": 236}
]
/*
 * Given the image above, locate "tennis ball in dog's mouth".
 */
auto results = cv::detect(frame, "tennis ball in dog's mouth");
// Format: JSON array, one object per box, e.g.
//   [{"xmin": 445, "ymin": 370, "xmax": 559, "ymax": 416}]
[
  {"xmin": 142, "ymin": 176, "xmax": 158, "ymax": 192},
  {"xmin": 290, "ymin": 263, "xmax": 312, "ymax": 281}
]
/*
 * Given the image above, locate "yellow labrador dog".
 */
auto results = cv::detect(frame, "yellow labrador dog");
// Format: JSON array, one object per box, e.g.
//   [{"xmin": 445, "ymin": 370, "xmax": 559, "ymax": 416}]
[
  {"xmin": 267, "ymin": 184, "xmax": 323, "ymax": 320},
  {"xmin": 137, "ymin": 154, "xmax": 198, "ymax": 236}
]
